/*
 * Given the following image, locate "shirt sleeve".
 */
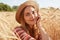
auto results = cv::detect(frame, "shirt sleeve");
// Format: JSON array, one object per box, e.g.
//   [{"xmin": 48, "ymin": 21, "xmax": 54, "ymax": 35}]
[{"xmin": 13, "ymin": 27, "xmax": 36, "ymax": 40}]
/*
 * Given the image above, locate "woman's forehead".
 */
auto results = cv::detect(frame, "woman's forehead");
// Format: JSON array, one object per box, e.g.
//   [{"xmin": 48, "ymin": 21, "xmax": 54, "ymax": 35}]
[{"xmin": 24, "ymin": 6, "xmax": 35, "ymax": 13}]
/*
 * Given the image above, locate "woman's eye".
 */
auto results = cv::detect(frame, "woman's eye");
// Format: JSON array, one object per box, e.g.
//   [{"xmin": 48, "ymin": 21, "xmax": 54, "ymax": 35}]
[
  {"xmin": 26, "ymin": 13, "xmax": 30, "ymax": 16},
  {"xmin": 32, "ymin": 11, "xmax": 34, "ymax": 14}
]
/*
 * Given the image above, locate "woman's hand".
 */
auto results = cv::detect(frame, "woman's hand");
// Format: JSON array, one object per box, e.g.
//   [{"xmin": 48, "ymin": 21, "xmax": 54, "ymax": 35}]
[
  {"xmin": 36, "ymin": 16, "xmax": 52, "ymax": 40},
  {"xmin": 36, "ymin": 16, "xmax": 41, "ymax": 27}
]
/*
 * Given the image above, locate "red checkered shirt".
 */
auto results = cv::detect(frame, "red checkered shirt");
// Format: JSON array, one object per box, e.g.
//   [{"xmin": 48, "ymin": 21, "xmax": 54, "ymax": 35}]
[{"xmin": 14, "ymin": 26, "xmax": 36, "ymax": 40}]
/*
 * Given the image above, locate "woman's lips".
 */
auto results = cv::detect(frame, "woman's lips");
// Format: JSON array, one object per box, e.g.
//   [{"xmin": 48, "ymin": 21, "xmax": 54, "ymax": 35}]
[
  {"xmin": 30, "ymin": 18, "xmax": 37, "ymax": 21},
  {"xmin": 30, "ymin": 19, "xmax": 36, "ymax": 21},
  {"xmin": 29, "ymin": 19, "xmax": 34, "ymax": 21}
]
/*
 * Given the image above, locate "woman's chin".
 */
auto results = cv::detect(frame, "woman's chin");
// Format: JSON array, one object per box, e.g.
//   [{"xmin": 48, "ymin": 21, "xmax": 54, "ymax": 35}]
[
  {"xmin": 29, "ymin": 22, "xmax": 36, "ymax": 26},
  {"xmin": 26, "ymin": 21, "xmax": 36, "ymax": 26}
]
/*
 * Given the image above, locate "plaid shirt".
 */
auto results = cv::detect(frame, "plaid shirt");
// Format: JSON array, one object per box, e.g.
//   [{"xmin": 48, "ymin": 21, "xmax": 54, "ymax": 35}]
[{"xmin": 14, "ymin": 27, "xmax": 36, "ymax": 40}]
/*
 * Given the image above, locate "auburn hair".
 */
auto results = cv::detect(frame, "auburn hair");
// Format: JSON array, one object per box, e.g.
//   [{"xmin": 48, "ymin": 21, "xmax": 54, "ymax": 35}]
[{"xmin": 19, "ymin": 5, "xmax": 41, "ymax": 40}]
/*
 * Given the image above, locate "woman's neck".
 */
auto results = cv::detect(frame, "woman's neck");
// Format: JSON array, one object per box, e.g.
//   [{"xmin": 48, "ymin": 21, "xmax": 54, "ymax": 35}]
[
  {"xmin": 30, "ymin": 25, "xmax": 33, "ymax": 29},
  {"xmin": 29, "ymin": 25, "xmax": 34, "ymax": 29}
]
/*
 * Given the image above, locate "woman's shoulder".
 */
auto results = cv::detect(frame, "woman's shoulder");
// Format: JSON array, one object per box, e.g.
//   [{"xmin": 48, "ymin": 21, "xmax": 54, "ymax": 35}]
[
  {"xmin": 14, "ymin": 26, "xmax": 23, "ymax": 29},
  {"xmin": 15, "ymin": 25, "xmax": 24, "ymax": 30},
  {"xmin": 13, "ymin": 26, "xmax": 25, "ymax": 33}
]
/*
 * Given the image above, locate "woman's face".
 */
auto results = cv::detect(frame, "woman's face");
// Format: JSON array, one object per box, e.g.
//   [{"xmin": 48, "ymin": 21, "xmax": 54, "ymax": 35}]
[{"xmin": 24, "ymin": 6, "xmax": 38, "ymax": 26}]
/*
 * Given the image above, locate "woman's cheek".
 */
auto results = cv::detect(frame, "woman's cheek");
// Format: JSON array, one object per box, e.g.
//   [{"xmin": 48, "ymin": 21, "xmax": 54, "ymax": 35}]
[{"xmin": 24, "ymin": 16, "xmax": 29, "ymax": 21}]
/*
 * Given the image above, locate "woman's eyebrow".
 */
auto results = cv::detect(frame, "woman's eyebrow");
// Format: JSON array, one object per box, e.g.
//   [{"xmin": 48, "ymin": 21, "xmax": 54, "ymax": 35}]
[{"xmin": 32, "ymin": 10, "xmax": 37, "ymax": 13}]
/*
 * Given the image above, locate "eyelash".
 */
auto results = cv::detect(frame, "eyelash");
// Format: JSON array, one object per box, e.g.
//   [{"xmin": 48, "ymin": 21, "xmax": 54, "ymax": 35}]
[
  {"xmin": 32, "ymin": 11, "xmax": 34, "ymax": 14},
  {"xmin": 26, "ymin": 13, "xmax": 30, "ymax": 16},
  {"xmin": 26, "ymin": 11, "xmax": 35, "ymax": 16}
]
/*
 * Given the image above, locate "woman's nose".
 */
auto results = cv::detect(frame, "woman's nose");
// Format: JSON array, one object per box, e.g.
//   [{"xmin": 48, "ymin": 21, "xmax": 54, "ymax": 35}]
[{"xmin": 30, "ymin": 14, "xmax": 35, "ymax": 19}]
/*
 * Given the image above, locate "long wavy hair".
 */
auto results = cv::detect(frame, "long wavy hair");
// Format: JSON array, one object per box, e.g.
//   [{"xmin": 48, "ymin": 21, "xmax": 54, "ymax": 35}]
[{"xmin": 19, "ymin": 5, "xmax": 41, "ymax": 40}]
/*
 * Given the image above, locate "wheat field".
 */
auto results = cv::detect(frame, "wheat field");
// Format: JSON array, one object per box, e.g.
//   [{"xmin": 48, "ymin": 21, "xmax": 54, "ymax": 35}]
[{"xmin": 0, "ymin": 8, "xmax": 60, "ymax": 40}]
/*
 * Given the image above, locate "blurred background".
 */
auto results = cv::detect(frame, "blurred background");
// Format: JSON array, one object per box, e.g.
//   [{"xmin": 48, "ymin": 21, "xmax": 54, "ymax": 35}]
[{"xmin": 0, "ymin": 0, "xmax": 60, "ymax": 40}]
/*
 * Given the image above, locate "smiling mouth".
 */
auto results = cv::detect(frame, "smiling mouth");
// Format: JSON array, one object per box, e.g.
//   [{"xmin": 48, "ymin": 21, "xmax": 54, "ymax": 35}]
[{"xmin": 30, "ymin": 19, "xmax": 35, "ymax": 21}]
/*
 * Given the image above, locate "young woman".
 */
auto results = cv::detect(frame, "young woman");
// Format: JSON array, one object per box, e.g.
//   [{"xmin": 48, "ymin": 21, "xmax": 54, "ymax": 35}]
[{"xmin": 14, "ymin": 1, "xmax": 50, "ymax": 40}]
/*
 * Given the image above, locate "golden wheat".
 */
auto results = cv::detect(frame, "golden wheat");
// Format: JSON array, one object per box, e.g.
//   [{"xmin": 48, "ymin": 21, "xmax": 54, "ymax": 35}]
[{"xmin": 0, "ymin": 8, "xmax": 60, "ymax": 40}]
